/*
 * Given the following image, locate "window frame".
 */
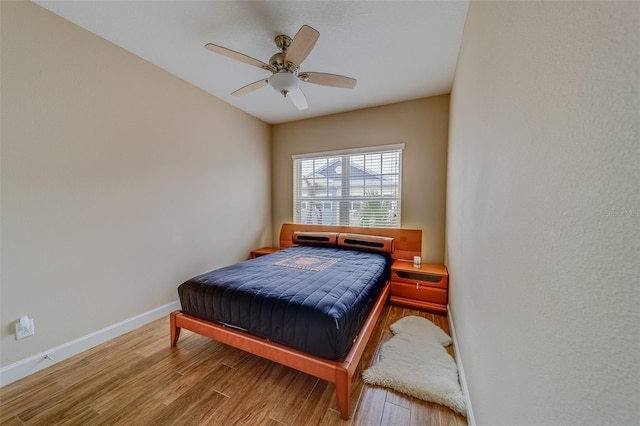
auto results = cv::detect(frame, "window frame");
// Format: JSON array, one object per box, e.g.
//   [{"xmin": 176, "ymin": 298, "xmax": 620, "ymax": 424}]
[{"xmin": 292, "ymin": 144, "xmax": 404, "ymax": 229}]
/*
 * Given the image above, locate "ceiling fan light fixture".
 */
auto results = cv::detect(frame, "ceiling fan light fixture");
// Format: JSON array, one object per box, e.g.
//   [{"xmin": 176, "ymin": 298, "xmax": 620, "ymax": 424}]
[{"xmin": 269, "ymin": 72, "xmax": 299, "ymax": 97}]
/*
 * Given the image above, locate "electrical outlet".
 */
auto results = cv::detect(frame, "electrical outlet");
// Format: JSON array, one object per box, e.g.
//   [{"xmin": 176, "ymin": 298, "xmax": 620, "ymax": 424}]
[{"xmin": 15, "ymin": 317, "xmax": 35, "ymax": 340}]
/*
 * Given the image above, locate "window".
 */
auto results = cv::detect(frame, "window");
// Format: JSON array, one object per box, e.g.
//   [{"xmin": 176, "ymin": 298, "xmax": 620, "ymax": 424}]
[{"xmin": 293, "ymin": 144, "xmax": 404, "ymax": 228}]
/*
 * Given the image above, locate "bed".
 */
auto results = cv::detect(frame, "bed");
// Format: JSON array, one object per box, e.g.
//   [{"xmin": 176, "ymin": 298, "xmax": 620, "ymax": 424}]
[{"xmin": 170, "ymin": 223, "xmax": 422, "ymax": 419}]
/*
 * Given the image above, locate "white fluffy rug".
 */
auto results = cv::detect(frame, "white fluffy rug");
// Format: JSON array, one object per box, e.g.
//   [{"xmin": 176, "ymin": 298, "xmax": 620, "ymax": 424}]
[{"xmin": 362, "ymin": 316, "xmax": 466, "ymax": 415}]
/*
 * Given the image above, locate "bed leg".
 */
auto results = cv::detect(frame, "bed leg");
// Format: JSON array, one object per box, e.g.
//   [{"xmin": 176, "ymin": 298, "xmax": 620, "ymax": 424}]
[
  {"xmin": 170, "ymin": 311, "xmax": 181, "ymax": 347},
  {"xmin": 335, "ymin": 369, "xmax": 352, "ymax": 420}
]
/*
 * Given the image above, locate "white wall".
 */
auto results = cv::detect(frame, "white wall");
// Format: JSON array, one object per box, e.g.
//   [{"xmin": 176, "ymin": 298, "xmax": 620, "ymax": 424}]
[
  {"xmin": 448, "ymin": 1, "xmax": 639, "ymax": 424},
  {"xmin": 1, "ymin": 2, "xmax": 271, "ymax": 367}
]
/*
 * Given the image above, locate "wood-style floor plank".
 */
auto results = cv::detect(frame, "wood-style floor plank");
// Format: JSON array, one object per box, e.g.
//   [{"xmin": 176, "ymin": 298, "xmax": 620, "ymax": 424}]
[
  {"xmin": 381, "ymin": 401, "xmax": 411, "ymax": 425},
  {"xmin": 0, "ymin": 305, "xmax": 467, "ymax": 425},
  {"xmin": 351, "ymin": 387, "xmax": 386, "ymax": 425}
]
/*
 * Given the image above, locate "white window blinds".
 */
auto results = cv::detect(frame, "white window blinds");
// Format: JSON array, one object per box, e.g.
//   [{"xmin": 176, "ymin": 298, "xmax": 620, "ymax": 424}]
[{"xmin": 293, "ymin": 144, "xmax": 404, "ymax": 228}]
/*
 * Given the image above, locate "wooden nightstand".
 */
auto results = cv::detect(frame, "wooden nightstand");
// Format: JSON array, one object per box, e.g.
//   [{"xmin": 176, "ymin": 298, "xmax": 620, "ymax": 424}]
[
  {"xmin": 250, "ymin": 247, "xmax": 280, "ymax": 259},
  {"xmin": 389, "ymin": 260, "xmax": 449, "ymax": 314}
]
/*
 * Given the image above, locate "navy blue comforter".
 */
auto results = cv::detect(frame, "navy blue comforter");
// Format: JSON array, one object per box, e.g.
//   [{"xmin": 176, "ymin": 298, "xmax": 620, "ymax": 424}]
[{"xmin": 178, "ymin": 246, "xmax": 390, "ymax": 359}]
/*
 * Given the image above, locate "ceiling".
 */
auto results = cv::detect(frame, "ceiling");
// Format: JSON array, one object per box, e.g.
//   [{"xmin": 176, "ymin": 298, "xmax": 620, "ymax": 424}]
[{"xmin": 34, "ymin": 1, "xmax": 469, "ymax": 125}]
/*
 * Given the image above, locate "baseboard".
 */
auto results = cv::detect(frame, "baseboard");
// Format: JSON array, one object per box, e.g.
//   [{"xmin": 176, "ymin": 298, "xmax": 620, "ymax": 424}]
[
  {"xmin": 0, "ymin": 300, "xmax": 181, "ymax": 387},
  {"xmin": 448, "ymin": 304, "xmax": 476, "ymax": 425}
]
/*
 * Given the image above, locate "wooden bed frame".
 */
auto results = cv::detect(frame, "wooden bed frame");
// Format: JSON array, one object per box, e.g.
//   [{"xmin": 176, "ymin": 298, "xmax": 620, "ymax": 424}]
[{"xmin": 170, "ymin": 223, "xmax": 421, "ymax": 419}]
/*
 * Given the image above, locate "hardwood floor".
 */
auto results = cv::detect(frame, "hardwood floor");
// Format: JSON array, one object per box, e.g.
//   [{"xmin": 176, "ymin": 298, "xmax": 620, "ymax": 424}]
[{"xmin": 0, "ymin": 305, "xmax": 467, "ymax": 425}]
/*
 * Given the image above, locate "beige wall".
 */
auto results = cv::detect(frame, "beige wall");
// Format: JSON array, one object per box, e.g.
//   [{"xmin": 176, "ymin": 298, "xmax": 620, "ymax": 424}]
[
  {"xmin": 448, "ymin": 1, "xmax": 639, "ymax": 424},
  {"xmin": 272, "ymin": 97, "xmax": 449, "ymax": 262},
  {"xmin": 0, "ymin": 2, "xmax": 271, "ymax": 366}
]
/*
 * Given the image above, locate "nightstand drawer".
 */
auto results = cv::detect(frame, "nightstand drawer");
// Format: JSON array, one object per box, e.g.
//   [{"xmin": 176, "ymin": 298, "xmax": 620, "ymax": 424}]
[
  {"xmin": 390, "ymin": 270, "xmax": 448, "ymax": 289},
  {"xmin": 390, "ymin": 281, "xmax": 448, "ymax": 304}
]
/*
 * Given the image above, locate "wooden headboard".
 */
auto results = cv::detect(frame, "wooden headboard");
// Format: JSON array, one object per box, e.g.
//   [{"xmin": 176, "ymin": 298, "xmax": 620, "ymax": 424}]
[{"xmin": 279, "ymin": 223, "xmax": 422, "ymax": 261}]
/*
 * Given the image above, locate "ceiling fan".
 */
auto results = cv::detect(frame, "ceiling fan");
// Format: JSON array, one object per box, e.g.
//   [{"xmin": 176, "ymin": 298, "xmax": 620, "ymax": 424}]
[{"xmin": 205, "ymin": 25, "xmax": 357, "ymax": 110}]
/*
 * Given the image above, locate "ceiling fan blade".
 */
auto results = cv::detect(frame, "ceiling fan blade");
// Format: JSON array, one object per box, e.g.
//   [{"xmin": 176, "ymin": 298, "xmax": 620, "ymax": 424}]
[
  {"xmin": 205, "ymin": 43, "xmax": 273, "ymax": 71},
  {"xmin": 284, "ymin": 25, "xmax": 319, "ymax": 68},
  {"xmin": 288, "ymin": 89, "xmax": 309, "ymax": 110},
  {"xmin": 300, "ymin": 72, "xmax": 357, "ymax": 89},
  {"xmin": 231, "ymin": 79, "xmax": 269, "ymax": 96}
]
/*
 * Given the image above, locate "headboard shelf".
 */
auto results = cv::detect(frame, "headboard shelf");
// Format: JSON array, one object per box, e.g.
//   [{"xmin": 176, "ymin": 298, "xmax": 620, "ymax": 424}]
[{"xmin": 279, "ymin": 223, "xmax": 422, "ymax": 261}]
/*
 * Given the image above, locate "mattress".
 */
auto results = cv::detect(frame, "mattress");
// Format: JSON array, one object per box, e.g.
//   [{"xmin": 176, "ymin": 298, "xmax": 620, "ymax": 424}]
[{"xmin": 178, "ymin": 245, "xmax": 391, "ymax": 359}]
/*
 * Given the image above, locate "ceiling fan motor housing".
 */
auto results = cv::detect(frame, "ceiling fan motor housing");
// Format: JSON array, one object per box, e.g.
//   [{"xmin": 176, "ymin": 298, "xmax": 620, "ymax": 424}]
[
  {"xmin": 269, "ymin": 52, "xmax": 287, "ymax": 71},
  {"xmin": 269, "ymin": 51, "xmax": 299, "ymax": 74}
]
